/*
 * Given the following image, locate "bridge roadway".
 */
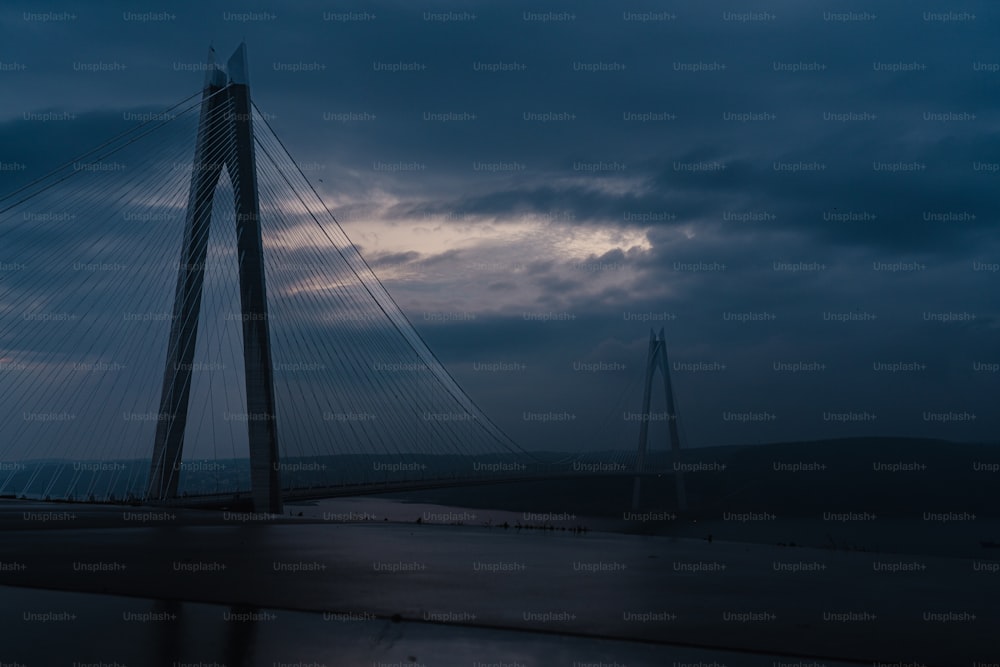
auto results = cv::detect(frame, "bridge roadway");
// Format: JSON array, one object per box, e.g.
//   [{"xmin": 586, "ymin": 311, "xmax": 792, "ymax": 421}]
[{"xmin": 160, "ymin": 470, "xmax": 668, "ymax": 510}]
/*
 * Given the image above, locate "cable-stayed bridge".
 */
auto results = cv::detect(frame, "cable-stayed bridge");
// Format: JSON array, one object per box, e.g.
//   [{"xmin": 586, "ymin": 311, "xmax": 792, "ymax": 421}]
[{"xmin": 0, "ymin": 45, "xmax": 681, "ymax": 513}]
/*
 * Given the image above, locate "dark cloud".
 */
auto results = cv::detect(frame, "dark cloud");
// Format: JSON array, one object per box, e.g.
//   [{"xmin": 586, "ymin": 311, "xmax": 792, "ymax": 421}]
[{"xmin": 0, "ymin": 0, "xmax": 997, "ymax": 464}]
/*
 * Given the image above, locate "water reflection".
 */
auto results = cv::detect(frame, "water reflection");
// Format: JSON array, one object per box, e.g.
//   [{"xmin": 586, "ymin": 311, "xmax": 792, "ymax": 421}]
[{"xmin": 2, "ymin": 585, "xmax": 868, "ymax": 667}]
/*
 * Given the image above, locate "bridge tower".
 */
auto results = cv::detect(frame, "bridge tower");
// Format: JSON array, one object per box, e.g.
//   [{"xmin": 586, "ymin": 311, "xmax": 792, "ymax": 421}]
[
  {"xmin": 632, "ymin": 328, "xmax": 687, "ymax": 512},
  {"xmin": 146, "ymin": 44, "xmax": 282, "ymax": 514}
]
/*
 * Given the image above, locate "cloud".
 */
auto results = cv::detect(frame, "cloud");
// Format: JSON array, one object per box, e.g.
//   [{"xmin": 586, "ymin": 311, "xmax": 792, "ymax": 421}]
[{"xmin": 0, "ymin": 0, "xmax": 997, "ymax": 471}]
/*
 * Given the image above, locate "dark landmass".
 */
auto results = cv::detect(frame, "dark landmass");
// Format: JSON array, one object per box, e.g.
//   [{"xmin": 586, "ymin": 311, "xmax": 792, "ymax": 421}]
[{"xmin": 384, "ymin": 437, "xmax": 1000, "ymax": 519}]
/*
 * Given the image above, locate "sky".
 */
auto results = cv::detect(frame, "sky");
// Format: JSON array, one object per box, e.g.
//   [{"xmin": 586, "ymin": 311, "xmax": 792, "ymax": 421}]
[{"xmin": 0, "ymin": 0, "xmax": 998, "ymax": 458}]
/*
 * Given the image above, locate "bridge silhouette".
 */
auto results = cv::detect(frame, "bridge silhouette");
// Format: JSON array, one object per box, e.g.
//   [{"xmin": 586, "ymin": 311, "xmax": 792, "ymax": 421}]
[{"xmin": 0, "ymin": 45, "xmax": 683, "ymax": 514}]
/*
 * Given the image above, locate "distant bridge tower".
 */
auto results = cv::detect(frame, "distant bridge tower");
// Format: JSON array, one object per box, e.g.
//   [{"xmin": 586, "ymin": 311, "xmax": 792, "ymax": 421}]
[
  {"xmin": 146, "ymin": 44, "xmax": 282, "ymax": 514},
  {"xmin": 632, "ymin": 328, "xmax": 687, "ymax": 512}
]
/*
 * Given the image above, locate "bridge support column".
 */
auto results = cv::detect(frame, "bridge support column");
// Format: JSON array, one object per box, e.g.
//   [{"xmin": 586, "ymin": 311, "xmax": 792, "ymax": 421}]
[
  {"xmin": 227, "ymin": 45, "xmax": 282, "ymax": 515},
  {"xmin": 631, "ymin": 328, "xmax": 686, "ymax": 512},
  {"xmin": 146, "ymin": 44, "xmax": 282, "ymax": 514}
]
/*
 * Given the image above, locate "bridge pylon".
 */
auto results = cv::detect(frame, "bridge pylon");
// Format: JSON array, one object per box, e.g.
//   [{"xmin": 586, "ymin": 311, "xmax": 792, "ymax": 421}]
[
  {"xmin": 631, "ymin": 328, "xmax": 687, "ymax": 512},
  {"xmin": 146, "ymin": 44, "xmax": 282, "ymax": 514}
]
